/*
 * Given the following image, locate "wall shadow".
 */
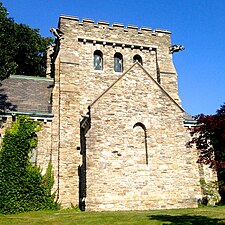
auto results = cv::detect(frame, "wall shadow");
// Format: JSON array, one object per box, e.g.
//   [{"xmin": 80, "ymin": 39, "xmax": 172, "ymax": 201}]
[
  {"xmin": 148, "ymin": 214, "xmax": 225, "ymax": 225},
  {"xmin": 78, "ymin": 115, "xmax": 91, "ymax": 211},
  {"xmin": 0, "ymin": 89, "xmax": 17, "ymax": 112}
]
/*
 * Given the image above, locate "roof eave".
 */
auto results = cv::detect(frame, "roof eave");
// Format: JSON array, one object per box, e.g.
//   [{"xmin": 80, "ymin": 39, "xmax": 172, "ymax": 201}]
[{"xmin": 0, "ymin": 111, "xmax": 54, "ymax": 120}]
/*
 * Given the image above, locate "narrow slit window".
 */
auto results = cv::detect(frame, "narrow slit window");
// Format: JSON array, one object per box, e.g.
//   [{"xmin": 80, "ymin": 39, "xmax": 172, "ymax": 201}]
[
  {"xmin": 133, "ymin": 122, "xmax": 148, "ymax": 165},
  {"xmin": 94, "ymin": 50, "xmax": 103, "ymax": 70}
]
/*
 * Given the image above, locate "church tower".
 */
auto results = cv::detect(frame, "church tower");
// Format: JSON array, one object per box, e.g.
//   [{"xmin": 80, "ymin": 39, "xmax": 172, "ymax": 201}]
[{"xmin": 47, "ymin": 15, "xmax": 204, "ymax": 210}]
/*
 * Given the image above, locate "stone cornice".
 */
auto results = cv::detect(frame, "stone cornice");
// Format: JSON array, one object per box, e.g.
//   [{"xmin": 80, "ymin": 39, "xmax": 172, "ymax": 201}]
[{"xmin": 78, "ymin": 36, "xmax": 157, "ymax": 51}]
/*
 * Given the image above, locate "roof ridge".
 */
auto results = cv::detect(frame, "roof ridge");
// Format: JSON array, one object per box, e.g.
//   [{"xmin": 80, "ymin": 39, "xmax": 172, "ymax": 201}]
[
  {"xmin": 137, "ymin": 63, "xmax": 184, "ymax": 112},
  {"xmin": 90, "ymin": 63, "xmax": 137, "ymax": 107},
  {"xmin": 9, "ymin": 75, "xmax": 54, "ymax": 82}
]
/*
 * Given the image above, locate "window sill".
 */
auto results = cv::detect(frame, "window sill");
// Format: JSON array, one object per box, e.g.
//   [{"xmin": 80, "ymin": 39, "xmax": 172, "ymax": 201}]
[{"xmin": 93, "ymin": 69, "xmax": 104, "ymax": 73}]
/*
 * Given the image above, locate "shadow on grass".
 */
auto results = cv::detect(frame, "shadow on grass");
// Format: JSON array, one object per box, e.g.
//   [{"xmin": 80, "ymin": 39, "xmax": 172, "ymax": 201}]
[{"xmin": 148, "ymin": 214, "xmax": 225, "ymax": 225}]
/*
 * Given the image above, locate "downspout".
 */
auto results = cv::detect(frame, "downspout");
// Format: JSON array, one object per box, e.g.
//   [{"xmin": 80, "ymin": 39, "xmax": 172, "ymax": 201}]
[
  {"xmin": 56, "ymin": 57, "xmax": 61, "ymax": 202},
  {"xmin": 144, "ymin": 129, "xmax": 148, "ymax": 165}
]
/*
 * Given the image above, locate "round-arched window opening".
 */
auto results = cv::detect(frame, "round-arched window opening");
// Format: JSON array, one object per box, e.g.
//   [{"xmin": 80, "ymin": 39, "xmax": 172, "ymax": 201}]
[
  {"xmin": 133, "ymin": 54, "xmax": 143, "ymax": 65},
  {"xmin": 114, "ymin": 52, "xmax": 123, "ymax": 72},
  {"xmin": 133, "ymin": 122, "xmax": 146, "ymax": 131},
  {"xmin": 133, "ymin": 122, "xmax": 148, "ymax": 165},
  {"xmin": 94, "ymin": 50, "xmax": 103, "ymax": 70}
]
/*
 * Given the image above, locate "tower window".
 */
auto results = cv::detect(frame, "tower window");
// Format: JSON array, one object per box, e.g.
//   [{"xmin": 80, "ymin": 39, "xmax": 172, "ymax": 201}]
[
  {"xmin": 114, "ymin": 52, "xmax": 123, "ymax": 72},
  {"xmin": 133, "ymin": 54, "xmax": 143, "ymax": 65},
  {"xmin": 93, "ymin": 50, "xmax": 103, "ymax": 70}
]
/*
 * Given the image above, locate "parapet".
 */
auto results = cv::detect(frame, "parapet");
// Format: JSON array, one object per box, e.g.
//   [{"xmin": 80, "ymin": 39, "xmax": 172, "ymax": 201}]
[{"xmin": 59, "ymin": 15, "xmax": 171, "ymax": 37}]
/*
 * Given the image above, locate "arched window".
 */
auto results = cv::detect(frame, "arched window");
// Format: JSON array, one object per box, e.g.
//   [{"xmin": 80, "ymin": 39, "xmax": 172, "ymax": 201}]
[
  {"xmin": 29, "ymin": 148, "xmax": 37, "ymax": 166},
  {"xmin": 133, "ymin": 122, "xmax": 148, "ymax": 165},
  {"xmin": 114, "ymin": 52, "xmax": 123, "ymax": 72},
  {"xmin": 133, "ymin": 54, "xmax": 143, "ymax": 65},
  {"xmin": 93, "ymin": 50, "xmax": 103, "ymax": 70},
  {"xmin": 133, "ymin": 122, "xmax": 146, "ymax": 131}
]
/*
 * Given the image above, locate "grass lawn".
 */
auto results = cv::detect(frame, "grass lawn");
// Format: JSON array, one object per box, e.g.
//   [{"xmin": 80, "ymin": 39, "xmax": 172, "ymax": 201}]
[{"xmin": 0, "ymin": 206, "xmax": 225, "ymax": 225}]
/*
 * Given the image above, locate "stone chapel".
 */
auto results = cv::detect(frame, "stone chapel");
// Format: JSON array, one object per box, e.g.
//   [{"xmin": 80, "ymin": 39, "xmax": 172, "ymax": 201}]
[{"xmin": 0, "ymin": 15, "xmax": 217, "ymax": 211}]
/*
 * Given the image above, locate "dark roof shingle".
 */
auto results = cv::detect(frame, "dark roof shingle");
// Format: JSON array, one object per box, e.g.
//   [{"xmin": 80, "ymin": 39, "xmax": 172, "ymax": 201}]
[{"xmin": 0, "ymin": 75, "xmax": 54, "ymax": 116}]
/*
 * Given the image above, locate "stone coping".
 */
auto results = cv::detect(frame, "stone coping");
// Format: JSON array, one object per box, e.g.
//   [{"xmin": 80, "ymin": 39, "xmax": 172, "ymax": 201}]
[{"xmin": 59, "ymin": 15, "xmax": 171, "ymax": 35}]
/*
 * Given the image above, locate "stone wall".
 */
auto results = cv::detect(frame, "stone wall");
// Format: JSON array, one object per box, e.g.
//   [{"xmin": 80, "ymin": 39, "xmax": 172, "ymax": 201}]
[
  {"xmin": 36, "ymin": 122, "xmax": 52, "ymax": 172},
  {"xmin": 85, "ymin": 63, "xmax": 202, "ymax": 210}
]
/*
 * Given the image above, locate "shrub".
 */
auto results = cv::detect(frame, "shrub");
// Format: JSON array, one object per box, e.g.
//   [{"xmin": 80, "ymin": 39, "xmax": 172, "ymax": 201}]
[
  {"xmin": 199, "ymin": 179, "xmax": 221, "ymax": 205},
  {"xmin": 0, "ymin": 115, "xmax": 57, "ymax": 214}
]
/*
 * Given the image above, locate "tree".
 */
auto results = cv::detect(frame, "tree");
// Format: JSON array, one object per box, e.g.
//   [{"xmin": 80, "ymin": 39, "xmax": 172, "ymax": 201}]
[
  {"xmin": 0, "ymin": 116, "xmax": 57, "ymax": 214},
  {"xmin": 217, "ymin": 103, "xmax": 225, "ymax": 115},
  {"xmin": 0, "ymin": 2, "xmax": 17, "ymax": 79},
  {"xmin": 0, "ymin": 2, "xmax": 52, "ymax": 80},
  {"xmin": 188, "ymin": 103, "xmax": 225, "ymax": 204}
]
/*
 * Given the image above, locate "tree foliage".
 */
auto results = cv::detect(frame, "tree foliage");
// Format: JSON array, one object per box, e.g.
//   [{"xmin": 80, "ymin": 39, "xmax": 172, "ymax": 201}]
[
  {"xmin": 0, "ymin": 116, "xmax": 57, "ymax": 214},
  {"xmin": 0, "ymin": 2, "xmax": 52, "ymax": 80},
  {"xmin": 188, "ymin": 103, "xmax": 225, "ymax": 204}
]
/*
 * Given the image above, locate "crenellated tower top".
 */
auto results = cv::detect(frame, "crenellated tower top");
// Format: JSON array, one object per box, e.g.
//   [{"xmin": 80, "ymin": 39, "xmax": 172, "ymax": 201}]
[
  {"xmin": 49, "ymin": 14, "xmax": 181, "ymax": 105},
  {"xmin": 58, "ymin": 15, "xmax": 171, "ymax": 37}
]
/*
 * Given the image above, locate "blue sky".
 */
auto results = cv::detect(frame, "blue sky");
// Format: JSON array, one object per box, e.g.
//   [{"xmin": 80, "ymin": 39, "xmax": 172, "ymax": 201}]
[{"xmin": 2, "ymin": 0, "xmax": 225, "ymax": 115}]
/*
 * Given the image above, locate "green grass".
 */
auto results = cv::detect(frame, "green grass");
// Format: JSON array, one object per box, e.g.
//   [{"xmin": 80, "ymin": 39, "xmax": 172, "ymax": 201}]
[{"xmin": 0, "ymin": 206, "xmax": 225, "ymax": 225}]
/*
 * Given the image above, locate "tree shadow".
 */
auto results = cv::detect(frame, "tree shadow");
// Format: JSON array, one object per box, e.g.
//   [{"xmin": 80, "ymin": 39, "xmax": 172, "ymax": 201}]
[
  {"xmin": 0, "ymin": 89, "xmax": 17, "ymax": 112},
  {"xmin": 148, "ymin": 214, "xmax": 225, "ymax": 225}
]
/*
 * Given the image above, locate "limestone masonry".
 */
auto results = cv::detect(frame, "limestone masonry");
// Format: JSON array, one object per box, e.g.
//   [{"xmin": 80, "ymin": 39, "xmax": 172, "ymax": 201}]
[{"xmin": 0, "ymin": 15, "xmax": 217, "ymax": 211}]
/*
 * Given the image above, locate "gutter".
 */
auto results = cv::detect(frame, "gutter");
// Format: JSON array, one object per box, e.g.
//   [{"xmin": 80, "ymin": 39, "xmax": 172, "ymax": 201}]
[{"xmin": 0, "ymin": 111, "xmax": 54, "ymax": 122}]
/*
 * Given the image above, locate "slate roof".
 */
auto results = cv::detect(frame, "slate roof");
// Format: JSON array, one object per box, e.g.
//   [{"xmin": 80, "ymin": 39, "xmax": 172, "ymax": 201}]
[
  {"xmin": 0, "ymin": 75, "xmax": 54, "ymax": 116},
  {"xmin": 184, "ymin": 112, "xmax": 196, "ymax": 125}
]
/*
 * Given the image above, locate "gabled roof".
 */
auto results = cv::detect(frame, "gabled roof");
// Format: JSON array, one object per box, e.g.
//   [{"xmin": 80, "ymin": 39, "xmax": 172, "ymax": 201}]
[
  {"xmin": 0, "ymin": 75, "xmax": 54, "ymax": 117},
  {"xmin": 184, "ymin": 112, "xmax": 197, "ymax": 125},
  {"xmin": 90, "ymin": 62, "xmax": 184, "ymax": 113}
]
